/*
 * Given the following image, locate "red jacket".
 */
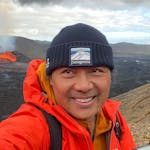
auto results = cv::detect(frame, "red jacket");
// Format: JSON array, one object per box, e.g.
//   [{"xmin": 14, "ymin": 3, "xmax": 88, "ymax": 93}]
[{"xmin": 0, "ymin": 60, "xmax": 136, "ymax": 150}]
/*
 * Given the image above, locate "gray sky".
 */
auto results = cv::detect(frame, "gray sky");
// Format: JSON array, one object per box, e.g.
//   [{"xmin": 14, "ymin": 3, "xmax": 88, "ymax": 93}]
[{"xmin": 0, "ymin": 0, "xmax": 150, "ymax": 44}]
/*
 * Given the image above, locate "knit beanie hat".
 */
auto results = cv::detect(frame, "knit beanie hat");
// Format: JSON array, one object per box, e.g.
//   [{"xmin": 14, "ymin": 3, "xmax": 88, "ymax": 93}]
[{"xmin": 46, "ymin": 23, "xmax": 114, "ymax": 75}]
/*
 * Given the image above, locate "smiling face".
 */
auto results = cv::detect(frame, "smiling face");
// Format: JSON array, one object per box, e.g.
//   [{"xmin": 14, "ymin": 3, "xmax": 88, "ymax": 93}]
[{"xmin": 50, "ymin": 66, "xmax": 111, "ymax": 121}]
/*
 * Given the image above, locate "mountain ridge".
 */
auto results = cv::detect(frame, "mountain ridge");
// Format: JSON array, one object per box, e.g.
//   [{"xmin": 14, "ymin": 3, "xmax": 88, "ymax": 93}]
[{"xmin": 1, "ymin": 36, "xmax": 150, "ymax": 59}]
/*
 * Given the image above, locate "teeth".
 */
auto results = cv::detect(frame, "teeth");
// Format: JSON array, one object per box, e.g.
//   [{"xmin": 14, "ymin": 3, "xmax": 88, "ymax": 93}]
[{"xmin": 76, "ymin": 97, "xmax": 93, "ymax": 103}]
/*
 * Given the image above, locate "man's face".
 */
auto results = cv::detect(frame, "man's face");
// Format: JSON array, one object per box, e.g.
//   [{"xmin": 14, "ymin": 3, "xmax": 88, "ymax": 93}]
[{"xmin": 50, "ymin": 66, "xmax": 111, "ymax": 120}]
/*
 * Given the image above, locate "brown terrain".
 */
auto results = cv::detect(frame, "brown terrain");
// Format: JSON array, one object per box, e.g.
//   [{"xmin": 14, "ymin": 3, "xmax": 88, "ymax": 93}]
[{"xmin": 113, "ymin": 83, "xmax": 150, "ymax": 147}]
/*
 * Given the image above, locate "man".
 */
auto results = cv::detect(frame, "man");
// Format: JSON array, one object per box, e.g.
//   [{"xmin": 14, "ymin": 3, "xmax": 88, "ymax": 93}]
[{"xmin": 0, "ymin": 23, "xmax": 136, "ymax": 149}]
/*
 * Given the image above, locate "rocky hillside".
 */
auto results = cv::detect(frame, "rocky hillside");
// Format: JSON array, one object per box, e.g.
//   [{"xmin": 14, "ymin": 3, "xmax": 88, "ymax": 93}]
[
  {"xmin": 112, "ymin": 83, "xmax": 150, "ymax": 147},
  {"xmin": 15, "ymin": 36, "xmax": 49, "ymax": 59}
]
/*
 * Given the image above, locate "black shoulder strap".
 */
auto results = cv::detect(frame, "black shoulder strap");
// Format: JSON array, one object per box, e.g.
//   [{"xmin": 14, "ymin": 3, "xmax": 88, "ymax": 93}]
[
  {"xmin": 106, "ymin": 114, "xmax": 121, "ymax": 149},
  {"xmin": 114, "ymin": 115, "xmax": 121, "ymax": 142},
  {"xmin": 38, "ymin": 108, "xmax": 62, "ymax": 150}
]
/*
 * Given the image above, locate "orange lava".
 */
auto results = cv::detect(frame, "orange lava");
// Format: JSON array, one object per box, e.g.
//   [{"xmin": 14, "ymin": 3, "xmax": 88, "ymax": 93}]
[{"xmin": 0, "ymin": 51, "xmax": 16, "ymax": 62}]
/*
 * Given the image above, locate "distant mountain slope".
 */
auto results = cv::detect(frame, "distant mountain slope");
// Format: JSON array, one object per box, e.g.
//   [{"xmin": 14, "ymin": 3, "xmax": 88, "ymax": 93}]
[
  {"xmin": 15, "ymin": 36, "xmax": 49, "ymax": 59},
  {"xmin": 13, "ymin": 36, "xmax": 150, "ymax": 59},
  {"xmin": 110, "ymin": 56, "xmax": 150, "ymax": 97},
  {"xmin": 111, "ymin": 42, "xmax": 150, "ymax": 57}
]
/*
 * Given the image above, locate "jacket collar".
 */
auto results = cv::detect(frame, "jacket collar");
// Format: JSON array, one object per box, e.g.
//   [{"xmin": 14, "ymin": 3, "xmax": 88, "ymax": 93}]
[{"xmin": 102, "ymin": 100, "xmax": 121, "ymax": 123}]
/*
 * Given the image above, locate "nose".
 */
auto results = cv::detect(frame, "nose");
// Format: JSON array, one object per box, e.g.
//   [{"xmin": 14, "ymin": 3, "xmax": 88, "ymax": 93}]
[{"xmin": 73, "ymin": 72, "xmax": 93, "ymax": 93}]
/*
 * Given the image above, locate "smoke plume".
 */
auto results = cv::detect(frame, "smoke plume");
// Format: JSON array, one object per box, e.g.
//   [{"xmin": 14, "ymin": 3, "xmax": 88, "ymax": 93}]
[
  {"xmin": 0, "ymin": 1, "xmax": 15, "ymax": 36},
  {"xmin": 0, "ymin": 36, "xmax": 16, "ymax": 52}
]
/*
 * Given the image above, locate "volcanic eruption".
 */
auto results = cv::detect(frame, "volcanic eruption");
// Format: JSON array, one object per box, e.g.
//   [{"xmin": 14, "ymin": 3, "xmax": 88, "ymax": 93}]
[
  {"xmin": 0, "ymin": 51, "xmax": 16, "ymax": 63},
  {"xmin": 0, "ymin": 36, "xmax": 16, "ymax": 63}
]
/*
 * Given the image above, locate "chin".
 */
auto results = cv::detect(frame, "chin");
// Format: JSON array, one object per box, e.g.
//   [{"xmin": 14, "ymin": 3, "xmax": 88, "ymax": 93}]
[{"xmin": 73, "ymin": 111, "xmax": 97, "ymax": 121}]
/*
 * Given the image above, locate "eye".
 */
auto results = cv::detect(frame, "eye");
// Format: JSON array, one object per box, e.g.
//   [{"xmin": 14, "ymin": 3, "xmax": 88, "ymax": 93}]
[
  {"xmin": 63, "ymin": 69, "xmax": 71, "ymax": 73},
  {"xmin": 91, "ymin": 67, "xmax": 108, "ymax": 75},
  {"xmin": 61, "ymin": 68, "xmax": 74, "ymax": 78},
  {"xmin": 92, "ymin": 67, "xmax": 104, "ymax": 73}
]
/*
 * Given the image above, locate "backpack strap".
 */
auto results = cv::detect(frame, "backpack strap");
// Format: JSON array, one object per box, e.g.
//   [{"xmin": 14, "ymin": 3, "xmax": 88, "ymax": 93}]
[
  {"xmin": 26, "ymin": 100, "xmax": 62, "ymax": 150},
  {"xmin": 114, "ymin": 115, "xmax": 121, "ymax": 142},
  {"xmin": 40, "ymin": 109, "xmax": 62, "ymax": 150},
  {"xmin": 27, "ymin": 102, "xmax": 62, "ymax": 150},
  {"xmin": 106, "ymin": 114, "xmax": 121, "ymax": 149}
]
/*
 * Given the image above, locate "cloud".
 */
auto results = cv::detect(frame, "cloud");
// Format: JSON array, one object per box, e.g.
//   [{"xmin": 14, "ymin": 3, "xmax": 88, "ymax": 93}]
[
  {"xmin": 10, "ymin": 5, "xmax": 149, "ymax": 42},
  {"xmin": 13, "ymin": 0, "xmax": 64, "ymax": 6},
  {"xmin": 13, "ymin": 0, "xmax": 150, "ymax": 8},
  {"xmin": 0, "ymin": 0, "xmax": 150, "ymax": 44},
  {"xmin": 121, "ymin": 0, "xmax": 150, "ymax": 7},
  {"xmin": 106, "ymin": 31, "xmax": 150, "ymax": 44},
  {"xmin": 0, "ymin": 0, "xmax": 15, "ymax": 35}
]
